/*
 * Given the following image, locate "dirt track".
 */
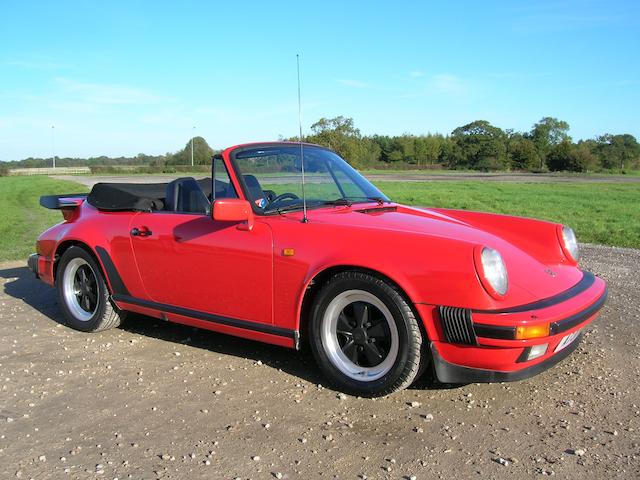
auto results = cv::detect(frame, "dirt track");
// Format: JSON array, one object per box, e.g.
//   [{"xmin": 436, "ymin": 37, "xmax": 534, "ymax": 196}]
[
  {"xmin": 52, "ymin": 172, "xmax": 640, "ymax": 189},
  {"xmin": 1, "ymin": 245, "xmax": 638, "ymax": 479}
]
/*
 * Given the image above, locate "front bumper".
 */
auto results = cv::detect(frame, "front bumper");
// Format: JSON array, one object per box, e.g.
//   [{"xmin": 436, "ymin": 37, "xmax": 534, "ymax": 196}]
[
  {"xmin": 417, "ymin": 270, "xmax": 607, "ymax": 383},
  {"xmin": 431, "ymin": 333, "xmax": 582, "ymax": 383}
]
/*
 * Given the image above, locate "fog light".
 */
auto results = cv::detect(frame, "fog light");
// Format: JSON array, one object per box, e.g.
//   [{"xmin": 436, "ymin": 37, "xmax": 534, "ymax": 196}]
[
  {"xmin": 527, "ymin": 343, "xmax": 548, "ymax": 361},
  {"xmin": 515, "ymin": 323, "xmax": 550, "ymax": 340}
]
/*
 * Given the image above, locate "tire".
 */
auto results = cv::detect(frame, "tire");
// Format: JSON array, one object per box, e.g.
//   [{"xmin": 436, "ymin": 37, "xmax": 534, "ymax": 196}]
[
  {"xmin": 56, "ymin": 246, "xmax": 125, "ymax": 332},
  {"xmin": 309, "ymin": 271, "xmax": 425, "ymax": 397}
]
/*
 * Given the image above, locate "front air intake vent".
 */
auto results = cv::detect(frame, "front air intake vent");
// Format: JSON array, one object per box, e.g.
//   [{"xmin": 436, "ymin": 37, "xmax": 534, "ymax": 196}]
[{"xmin": 438, "ymin": 306, "xmax": 477, "ymax": 345}]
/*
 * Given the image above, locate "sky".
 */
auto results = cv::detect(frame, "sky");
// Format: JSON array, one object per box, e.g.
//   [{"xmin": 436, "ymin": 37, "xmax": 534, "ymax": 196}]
[{"xmin": 0, "ymin": 0, "xmax": 638, "ymax": 161}]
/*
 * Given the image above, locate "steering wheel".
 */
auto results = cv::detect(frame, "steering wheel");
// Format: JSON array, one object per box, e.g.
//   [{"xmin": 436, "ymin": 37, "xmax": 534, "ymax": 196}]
[{"xmin": 270, "ymin": 192, "xmax": 300, "ymax": 204}]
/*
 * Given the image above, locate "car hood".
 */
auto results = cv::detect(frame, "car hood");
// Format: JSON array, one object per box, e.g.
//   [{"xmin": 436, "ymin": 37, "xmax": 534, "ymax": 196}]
[{"xmin": 293, "ymin": 203, "xmax": 583, "ymax": 305}]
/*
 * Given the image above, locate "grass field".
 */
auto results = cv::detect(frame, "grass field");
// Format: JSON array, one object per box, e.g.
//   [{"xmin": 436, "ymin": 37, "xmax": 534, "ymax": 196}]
[
  {"xmin": 374, "ymin": 181, "xmax": 640, "ymax": 249},
  {"xmin": 262, "ymin": 180, "xmax": 640, "ymax": 249},
  {"xmin": 0, "ymin": 176, "xmax": 637, "ymax": 263},
  {"xmin": 0, "ymin": 176, "xmax": 88, "ymax": 262}
]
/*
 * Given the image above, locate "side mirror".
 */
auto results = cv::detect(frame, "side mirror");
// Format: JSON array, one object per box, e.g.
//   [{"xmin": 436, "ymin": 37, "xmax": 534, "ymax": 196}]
[{"xmin": 212, "ymin": 199, "xmax": 254, "ymax": 231}]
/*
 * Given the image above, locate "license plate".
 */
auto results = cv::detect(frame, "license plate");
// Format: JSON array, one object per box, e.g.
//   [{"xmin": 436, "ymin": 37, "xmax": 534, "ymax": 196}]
[{"xmin": 554, "ymin": 329, "xmax": 581, "ymax": 353}]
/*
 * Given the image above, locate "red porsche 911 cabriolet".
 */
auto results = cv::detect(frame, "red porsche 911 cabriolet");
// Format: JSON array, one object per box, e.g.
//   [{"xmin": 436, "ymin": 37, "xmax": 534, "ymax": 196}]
[{"xmin": 29, "ymin": 142, "xmax": 607, "ymax": 396}]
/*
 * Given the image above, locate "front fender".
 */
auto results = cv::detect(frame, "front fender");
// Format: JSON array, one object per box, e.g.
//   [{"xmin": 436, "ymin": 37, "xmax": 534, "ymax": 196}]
[{"xmin": 431, "ymin": 208, "xmax": 569, "ymax": 265}]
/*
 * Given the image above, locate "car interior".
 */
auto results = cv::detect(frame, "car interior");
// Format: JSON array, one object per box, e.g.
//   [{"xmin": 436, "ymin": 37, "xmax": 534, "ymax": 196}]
[{"xmin": 164, "ymin": 177, "xmax": 211, "ymax": 215}]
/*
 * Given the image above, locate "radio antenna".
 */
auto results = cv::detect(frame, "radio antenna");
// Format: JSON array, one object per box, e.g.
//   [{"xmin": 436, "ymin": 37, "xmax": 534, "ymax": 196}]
[{"xmin": 297, "ymin": 53, "xmax": 308, "ymax": 223}]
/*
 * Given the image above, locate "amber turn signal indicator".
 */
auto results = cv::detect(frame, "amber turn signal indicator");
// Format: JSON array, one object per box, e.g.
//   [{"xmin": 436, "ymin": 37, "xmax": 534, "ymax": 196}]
[
  {"xmin": 515, "ymin": 323, "xmax": 550, "ymax": 340},
  {"xmin": 282, "ymin": 248, "xmax": 295, "ymax": 257}
]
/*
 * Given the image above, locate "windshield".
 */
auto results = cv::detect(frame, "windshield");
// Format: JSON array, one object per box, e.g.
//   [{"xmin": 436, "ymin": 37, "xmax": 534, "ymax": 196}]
[{"xmin": 232, "ymin": 145, "xmax": 389, "ymax": 213}]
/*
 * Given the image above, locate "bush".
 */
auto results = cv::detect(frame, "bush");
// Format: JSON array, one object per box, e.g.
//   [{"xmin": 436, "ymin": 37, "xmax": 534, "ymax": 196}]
[
  {"xmin": 363, "ymin": 161, "xmax": 445, "ymax": 171},
  {"xmin": 547, "ymin": 141, "xmax": 594, "ymax": 172}
]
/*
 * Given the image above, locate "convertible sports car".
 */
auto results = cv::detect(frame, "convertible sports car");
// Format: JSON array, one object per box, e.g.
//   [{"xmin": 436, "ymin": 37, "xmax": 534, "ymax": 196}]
[{"xmin": 29, "ymin": 142, "xmax": 607, "ymax": 396}]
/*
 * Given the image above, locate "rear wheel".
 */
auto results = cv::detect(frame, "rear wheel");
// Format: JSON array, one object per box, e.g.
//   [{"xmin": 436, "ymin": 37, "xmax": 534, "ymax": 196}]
[
  {"xmin": 309, "ymin": 271, "xmax": 424, "ymax": 397},
  {"xmin": 56, "ymin": 246, "xmax": 125, "ymax": 332}
]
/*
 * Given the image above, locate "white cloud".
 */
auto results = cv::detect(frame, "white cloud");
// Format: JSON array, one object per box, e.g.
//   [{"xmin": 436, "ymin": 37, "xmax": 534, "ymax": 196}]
[
  {"xmin": 509, "ymin": 3, "xmax": 633, "ymax": 33},
  {"xmin": 336, "ymin": 78, "xmax": 369, "ymax": 88},
  {"xmin": 3, "ymin": 59, "xmax": 72, "ymax": 70},
  {"xmin": 431, "ymin": 74, "xmax": 468, "ymax": 94},
  {"xmin": 409, "ymin": 70, "xmax": 425, "ymax": 78},
  {"xmin": 54, "ymin": 78, "xmax": 163, "ymax": 106}
]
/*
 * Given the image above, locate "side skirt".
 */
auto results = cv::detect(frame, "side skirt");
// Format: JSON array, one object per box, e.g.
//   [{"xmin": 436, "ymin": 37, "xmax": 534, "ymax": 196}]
[{"xmin": 111, "ymin": 294, "xmax": 299, "ymax": 348}]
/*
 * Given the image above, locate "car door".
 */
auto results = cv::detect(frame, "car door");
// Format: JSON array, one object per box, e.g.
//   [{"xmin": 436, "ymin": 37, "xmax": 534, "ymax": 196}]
[{"xmin": 128, "ymin": 211, "xmax": 273, "ymax": 326}]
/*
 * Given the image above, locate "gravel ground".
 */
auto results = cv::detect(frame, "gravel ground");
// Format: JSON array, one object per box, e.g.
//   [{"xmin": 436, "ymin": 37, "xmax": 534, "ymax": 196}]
[{"xmin": 0, "ymin": 244, "xmax": 638, "ymax": 479}]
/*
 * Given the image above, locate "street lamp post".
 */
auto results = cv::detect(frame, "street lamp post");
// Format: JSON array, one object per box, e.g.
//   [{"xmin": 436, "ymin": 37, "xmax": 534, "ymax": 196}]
[
  {"xmin": 51, "ymin": 125, "xmax": 56, "ymax": 169},
  {"xmin": 191, "ymin": 126, "xmax": 195, "ymax": 167}
]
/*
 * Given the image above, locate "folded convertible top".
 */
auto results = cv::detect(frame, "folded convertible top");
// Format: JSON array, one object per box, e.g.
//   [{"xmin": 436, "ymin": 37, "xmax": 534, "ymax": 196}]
[{"xmin": 86, "ymin": 178, "xmax": 213, "ymax": 211}]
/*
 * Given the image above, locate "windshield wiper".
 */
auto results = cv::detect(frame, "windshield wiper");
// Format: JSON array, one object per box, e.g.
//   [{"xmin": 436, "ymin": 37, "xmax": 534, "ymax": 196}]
[
  {"xmin": 271, "ymin": 204, "xmax": 305, "ymax": 215},
  {"xmin": 269, "ymin": 197, "xmax": 387, "ymax": 215},
  {"xmin": 324, "ymin": 196, "xmax": 387, "ymax": 206}
]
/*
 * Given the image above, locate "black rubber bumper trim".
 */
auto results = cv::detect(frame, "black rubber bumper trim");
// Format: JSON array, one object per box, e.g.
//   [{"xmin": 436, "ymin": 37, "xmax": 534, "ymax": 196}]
[
  {"xmin": 550, "ymin": 287, "xmax": 607, "ymax": 335},
  {"xmin": 112, "ymin": 294, "xmax": 298, "ymax": 341},
  {"xmin": 27, "ymin": 253, "xmax": 40, "ymax": 277},
  {"xmin": 431, "ymin": 335, "xmax": 582, "ymax": 384},
  {"xmin": 472, "ymin": 286, "xmax": 607, "ymax": 340},
  {"xmin": 95, "ymin": 246, "xmax": 130, "ymax": 296},
  {"xmin": 473, "ymin": 323, "xmax": 516, "ymax": 340},
  {"xmin": 473, "ymin": 271, "xmax": 596, "ymax": 314}
]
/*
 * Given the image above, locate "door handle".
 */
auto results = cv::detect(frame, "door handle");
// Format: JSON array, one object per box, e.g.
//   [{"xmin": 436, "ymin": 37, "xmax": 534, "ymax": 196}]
[{"xmin": 131, "ymin": 227, "xmax": 152, "ymax": 237}]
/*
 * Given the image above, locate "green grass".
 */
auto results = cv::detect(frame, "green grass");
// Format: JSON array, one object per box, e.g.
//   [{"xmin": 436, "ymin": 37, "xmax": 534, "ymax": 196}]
[
  {"xmin": 373, "ymin": 181, "xmax": 640, "ymax": 249},
  {"xmin": 0, "ymin": 176, "xmax": 87, "ymax": 262},
  {"xmin": 0, "ymin": 176, "xmax": 637, "ymax": 264}
]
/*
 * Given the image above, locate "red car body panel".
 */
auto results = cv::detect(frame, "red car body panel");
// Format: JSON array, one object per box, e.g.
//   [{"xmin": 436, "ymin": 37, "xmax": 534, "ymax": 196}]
[{"xmin": 32, "ymin": 142, "xmax": 607, "ymax": 381}]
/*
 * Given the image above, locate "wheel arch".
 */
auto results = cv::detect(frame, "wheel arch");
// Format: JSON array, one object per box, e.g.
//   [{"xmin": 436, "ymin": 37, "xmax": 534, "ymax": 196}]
[
  {"xmin": 53, "ymin": 240, "xmax": 116, "ymax": 294},
  {"xmin": 296, "ymin": 265, "xmax": 428, "ymax": 349}
]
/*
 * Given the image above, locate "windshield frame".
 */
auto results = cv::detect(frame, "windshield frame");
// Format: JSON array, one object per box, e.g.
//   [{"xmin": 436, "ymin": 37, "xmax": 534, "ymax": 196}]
[{"xmin": 227, "ymin": 143, "xmax": 390, "ymax": 216}]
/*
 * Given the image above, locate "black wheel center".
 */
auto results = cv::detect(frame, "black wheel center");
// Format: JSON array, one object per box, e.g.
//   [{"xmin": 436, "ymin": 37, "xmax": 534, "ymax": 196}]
[
  {"xmin": 335, "ymin": 300, "xmax": 392, "ymax": 368},
  {"xmin": 353, "ymin": 328, "xmax": 368, "ymax": 345}
]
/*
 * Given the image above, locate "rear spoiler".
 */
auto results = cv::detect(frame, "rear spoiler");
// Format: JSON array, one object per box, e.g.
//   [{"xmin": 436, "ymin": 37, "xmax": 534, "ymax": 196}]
[{"xmin": 40, "ymin": 194, "xmax": 87, "ymax": 210}]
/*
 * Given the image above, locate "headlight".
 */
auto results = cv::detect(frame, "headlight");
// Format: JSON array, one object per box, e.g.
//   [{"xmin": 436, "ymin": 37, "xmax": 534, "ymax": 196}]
[
  {"xmin": 560, "ymin": 226, "xmax": 580, "ymax": 262},
  {"xmin": 476, "ymin": 246, "xmax": 508, "ymax": 297}
]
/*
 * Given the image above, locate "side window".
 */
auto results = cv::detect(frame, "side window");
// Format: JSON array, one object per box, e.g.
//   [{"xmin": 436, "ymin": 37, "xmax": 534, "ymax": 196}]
[{"xmin": 213, "ymin": 156, "xmax": 238, "ymax": 200}]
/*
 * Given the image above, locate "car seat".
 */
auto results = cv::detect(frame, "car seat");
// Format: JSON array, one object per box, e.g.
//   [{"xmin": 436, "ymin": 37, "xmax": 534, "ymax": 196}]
[
  {"xmin": 243, "ymin": 174, "xmax": 266, "ymax": 203},
  {"xmin": 165, "ymin": 177, "xmax": 210, "ymax": 214}
]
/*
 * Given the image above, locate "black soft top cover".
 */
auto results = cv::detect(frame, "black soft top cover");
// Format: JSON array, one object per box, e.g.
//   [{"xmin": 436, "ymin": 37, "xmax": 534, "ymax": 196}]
[{"xmin": 87, "ymin": 178, "xmax": 212, "ymax": 211}]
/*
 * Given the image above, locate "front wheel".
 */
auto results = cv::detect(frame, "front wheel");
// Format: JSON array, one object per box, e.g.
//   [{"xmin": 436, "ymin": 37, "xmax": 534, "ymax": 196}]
[
  {"xmin": 56, "ymin": 246, "xmax": 125, "ymax": 332},
  {"xmin": 309, "ymin": 271, "xmax": 425, "ymax": 397}
]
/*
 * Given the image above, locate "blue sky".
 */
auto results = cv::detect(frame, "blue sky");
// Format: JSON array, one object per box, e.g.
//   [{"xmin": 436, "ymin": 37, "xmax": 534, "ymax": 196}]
[{"xmin": 1, "ymin": 0, "xmax": 638, "ymax": 161}]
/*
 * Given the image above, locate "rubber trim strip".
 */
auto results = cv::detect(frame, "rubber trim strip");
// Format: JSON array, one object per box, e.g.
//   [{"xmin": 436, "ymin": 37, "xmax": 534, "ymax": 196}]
[
  {"xmin": 473, "ymin": 286, "xmax": 606, "ymax": 340},
  {"xmin": 473, "ymin": 323, "xmax": 516, "ymax": 340},
  {"xmin": 111, "ymin": 294, "xmax": 297, "ymax": 340},
  {"xmin": 550, "ymin": 287, "xmax": 607, "ymax": 335},
  {"xmin": 95, "ymin": 246, "xmax": 131, "ymax": 296},
  {"xmin": 473, "ymin": 271, "xmax": 595, "ymax": 314}
]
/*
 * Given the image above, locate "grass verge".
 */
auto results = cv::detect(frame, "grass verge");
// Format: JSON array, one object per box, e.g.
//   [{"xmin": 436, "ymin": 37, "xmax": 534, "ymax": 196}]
[{"xmin": 0, "ymin": 176, "xmax": 87, "ymax": 262}]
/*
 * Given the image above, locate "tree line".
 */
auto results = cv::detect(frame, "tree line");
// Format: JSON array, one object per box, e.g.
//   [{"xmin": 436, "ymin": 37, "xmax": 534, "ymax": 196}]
[
  {"xmin": 0, "ymin": 137, "xmax": 217, "ymax": 175},
  {"xmin": 2, "ymin": 117, "xmax": 638, "ymax": 174},
  {"xmin": 302, "ymin": 116, "xmax": 640, "ymax": 172}
]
